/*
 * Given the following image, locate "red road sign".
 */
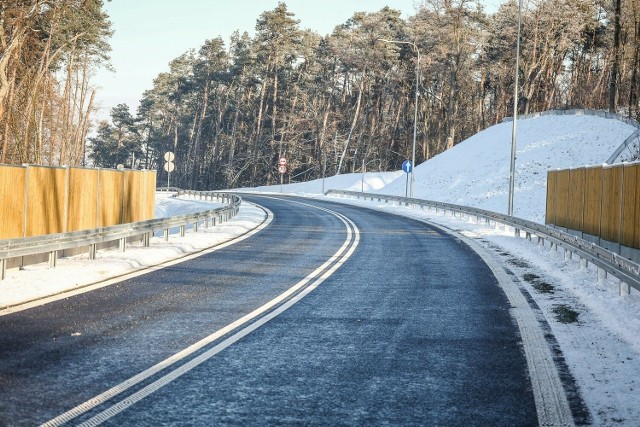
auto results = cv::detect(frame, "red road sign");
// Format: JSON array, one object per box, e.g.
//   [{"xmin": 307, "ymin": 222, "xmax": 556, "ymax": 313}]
[
  {"xmin": 279, "ymin": 157, "xmax": 287, "ymax": 166},
  {"xmin": 278, "ymin": 165, "xmax": 287, "ymax": 174}
]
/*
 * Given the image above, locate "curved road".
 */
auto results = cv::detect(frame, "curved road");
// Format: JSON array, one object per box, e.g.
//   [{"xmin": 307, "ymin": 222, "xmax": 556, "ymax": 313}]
[{"xmin": 0, "ymin": 195, "xmax": 564, "ymax": 425}]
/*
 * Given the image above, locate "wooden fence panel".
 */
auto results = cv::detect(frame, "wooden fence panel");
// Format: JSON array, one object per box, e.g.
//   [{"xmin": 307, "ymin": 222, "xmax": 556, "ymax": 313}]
[
  {"xmin": 98, "ymin": 169, "xmax": 124, "ymax": 227},
  {"xmin": 600, "ymin": 166, "xmax": 624, "ymax": 243},
  {"xmin": 567, "ymin": 167, "xmax": 586, "ymax": 231},
  {"xmin": 545, "ymin": 170, "xmax": 557, "ymax": 225},
  {"xmin": 1, "ymin": 165, "xmax": 155, "ymax": 240},
  {"xmin": 0, "ymin": 166, "xmax": 26, "ymax": 239},
  {"xmin": 621, "ymin": 164, "xmax": 640, "ymax": 248},
  {"xmin": 582, "ymin": 166, "xmax": 603, "ymax": 237},
  {"xmin": 67, "ymin": 168, "xmax": 99, "ymax": 232},
  {"xmin": 145, "ymin": 171, "xmax": 156, "ymax": 219},
  {"xmin": 620, "ymin": 164, "xmax": 640, "ymax": 247},
  {"xmin": 123, "ymin": 171, "xmax": 145, "ymax": 223},
  {"xmin": 26, "ymin": 166, "xmax": 67, "ymax": 237},
  {"xmin": 555, "ymin": 169, "xmax": 571, "ymax": 228}
]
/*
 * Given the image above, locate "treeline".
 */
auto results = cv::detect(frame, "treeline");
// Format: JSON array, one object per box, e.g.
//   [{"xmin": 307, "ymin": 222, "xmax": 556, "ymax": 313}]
[
  {"xmin": 2, "ymin": 1, "xmax": 640, "ymax": 190},
  {"xmin": 0, "ymin": 0, "xmax": 111, "ymax": 166}
]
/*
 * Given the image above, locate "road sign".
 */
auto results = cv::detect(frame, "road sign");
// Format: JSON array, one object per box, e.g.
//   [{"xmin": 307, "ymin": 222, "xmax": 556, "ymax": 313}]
[
  {"xmin": 164, "ymin": 151, "xmax": 175, "ymax": 162},
  {"xmin": 278, "ymin": 165, "xmax": 287, "ymax": 174},
  {"xmin": 279, "ymin": 157, "xmax": 287, "ymax": 166},
  {"xmin": 402, "ymin": 159, "xmax": 413, "ymax": 173},
  {"xmin": 164, "ymin": 162, "xmax": 175, "ymax": 172}
]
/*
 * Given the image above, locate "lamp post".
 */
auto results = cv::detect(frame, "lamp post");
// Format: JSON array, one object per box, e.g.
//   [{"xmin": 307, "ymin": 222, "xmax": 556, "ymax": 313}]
[
  {"xmin": 378, "ymin": 38, "xmax": 420, "ymax": 198},
  {"xmin": 508, "ymin": 0, "xmax": 523, "ymax": 216}
]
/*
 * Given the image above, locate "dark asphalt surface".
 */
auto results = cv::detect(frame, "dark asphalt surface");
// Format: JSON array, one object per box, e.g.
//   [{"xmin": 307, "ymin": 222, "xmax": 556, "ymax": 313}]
[{"xmin": 0, "ymin": 195, "xmax": 538, "ymax": 426}]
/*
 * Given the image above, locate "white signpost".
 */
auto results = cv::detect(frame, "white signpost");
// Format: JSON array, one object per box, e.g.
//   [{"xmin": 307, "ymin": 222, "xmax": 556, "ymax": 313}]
[
  {"xmin": 164, "ymin": 151, "xmax": 175, "ymax": 189},
  {"xmin": 278, "ymin": 158, "xmax": 287, "ymax": 193}
]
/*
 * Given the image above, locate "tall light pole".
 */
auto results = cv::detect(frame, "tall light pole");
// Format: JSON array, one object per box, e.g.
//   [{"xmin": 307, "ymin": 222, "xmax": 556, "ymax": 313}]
[
  {"xmin": 508, "ymin": 0, "xmax": 523, "ymax": 216},
  {"xmin": 378, "ymin": 38, "xmax": 420, "ymax": 198}
]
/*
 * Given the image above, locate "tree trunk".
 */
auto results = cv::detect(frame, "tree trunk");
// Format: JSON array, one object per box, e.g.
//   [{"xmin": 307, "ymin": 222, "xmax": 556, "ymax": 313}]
[
  {"xmin": 610, "ymin": 0, "xmax": 622, "ymax": 113},
  {"xmin": 337, "ymin": 80, "xmax": 363, "ymax": 175}
]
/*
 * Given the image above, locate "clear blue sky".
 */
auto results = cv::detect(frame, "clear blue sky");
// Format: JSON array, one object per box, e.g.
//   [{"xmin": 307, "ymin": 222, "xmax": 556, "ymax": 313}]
[{"xmin": 93, "ymin": 0, "xmax": 505, "ymax": 121}]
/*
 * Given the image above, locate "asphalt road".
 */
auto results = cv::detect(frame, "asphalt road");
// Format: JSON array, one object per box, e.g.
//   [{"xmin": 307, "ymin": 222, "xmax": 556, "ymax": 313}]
[{"xmin": 0, "ymin": 195, "xmax": 541, "ymax": 426}]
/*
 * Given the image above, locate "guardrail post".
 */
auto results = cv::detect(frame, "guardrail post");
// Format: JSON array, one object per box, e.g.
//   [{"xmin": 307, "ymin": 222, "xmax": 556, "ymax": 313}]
[
  {"xmin": 194, "ymin": 221, "xmax": 199, "ymax": 232},
  {"xmin": 48, "ymin": 251, "xmax": 57, "ymax": 268},
  {"xmin": 597, "ymin": 267, "xmax": 607, "ymax": 282},
  {"xmin": 620, "ymin": 280, "xmax": 630, "ymax": 296},
  {"xmin": 143, "ymin": 232, "xmax": 151, "ymax": 247},
  {"xmin": 89, "ymin": 244, "xmax": 97, "ymax": 259},
  {"xmin": 180, "ymin": 225, "xmax": 185, "ymax": 237},
  {"xmin": 164, "ymin": 229, "xmax": 169, "ymax": 241},
  {"xmin": 1, "ymin": 259, "xmax": 6, "ymax": 280},
  {"xmin": 515, "ymin": 228, "xmax": 521, "ymax": 237},
  {"xmin": 119, "ymin": 238, "xmax": 126, "ymax": 252},
  {"xmin": 564, "ymin": 249, "xmax": 572, "ymax": 260},
  {"xmin": 580, "ymin": 258, "xmax": 588, "ymax": 269}
]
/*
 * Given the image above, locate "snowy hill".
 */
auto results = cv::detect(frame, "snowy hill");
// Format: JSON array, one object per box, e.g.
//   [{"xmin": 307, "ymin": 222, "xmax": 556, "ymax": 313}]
[
  {"xmin": 255, "ymin": 112, "xmax": 638, "ymax": 224},
  {"xmin": 387, "ymin": 113, "xmax": 637, "ymax": 223}
]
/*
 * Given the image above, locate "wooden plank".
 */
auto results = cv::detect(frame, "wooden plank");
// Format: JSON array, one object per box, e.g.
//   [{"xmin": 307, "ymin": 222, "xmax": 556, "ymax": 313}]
[
  {"xmin": 600, "ymin": 165, "xmax": 623, "ymax": 243},
  {"xmin": 145, "ymin": 171, "xmax": 157, "ymax": 219},
  {"xmin": 623, "ymin": 163, "xmax": 640, "ymax": 249},
  {"xmin": 123, "ymin": 171, "xmax": 145, "ymax": 223},
  {"xmin": 554, "ymin": 169, "xmax": 571, "ymax": 228},
  {"xmin": 98, "ymin": 169, "xmax": 124, "ymax": 227},
  {"xmin": 545, "ymin": 170, "xmax": 557, "ymax": 225},
  {"xmin": 67, "ymin": 168, "xmax": 99, "ymax": 232},
  {"xmin": 635, "ymin": 163, "xmax": 640, "ymax": 249},
  {"xmin": 0, "ymin": 166, "xmax": 26, "ymax": 239},
  {"xmin": 583, "ymin": 166, "xmax": 602, "ymax": 236},
  {"xmin": 567, "ymin": 167, "xmax": 586, "ymax": 231},
  {"xmin": 26, "ymin": 166, "xmax": 67, "ymax": 237}
]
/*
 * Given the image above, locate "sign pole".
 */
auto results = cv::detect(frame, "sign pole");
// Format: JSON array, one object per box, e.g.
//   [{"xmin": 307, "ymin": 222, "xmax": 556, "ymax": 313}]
[
  {"xmin": 401, "ymin": 159, "xmax": 412, "ymax": 198},
  {"xmin": 164, "ymin": 151, "xmax": 175, "ymax": 190},
  {"xmin": 278, "ymin": 157, "xmax": 287, "ymax": 194},
  {"xmin": 405, "ymin": 173, "xmax": 409, "ymax": 197}
]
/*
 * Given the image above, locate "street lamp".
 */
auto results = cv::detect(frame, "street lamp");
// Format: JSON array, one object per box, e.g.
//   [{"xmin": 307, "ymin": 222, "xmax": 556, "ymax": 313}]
[
  {"xmin": 508, "ymin": 0, "xmax": 523, "ymax": 216},
  {"xmin": 378, "ymin": 38, "xmax": 420, "ymax": 198}
]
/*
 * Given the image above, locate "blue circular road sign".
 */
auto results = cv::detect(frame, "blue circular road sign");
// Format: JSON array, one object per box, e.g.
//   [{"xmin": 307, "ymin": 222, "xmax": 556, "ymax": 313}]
[{"xmin": 402, "ymin": 160, "xmax": 413, "ymax": 173}]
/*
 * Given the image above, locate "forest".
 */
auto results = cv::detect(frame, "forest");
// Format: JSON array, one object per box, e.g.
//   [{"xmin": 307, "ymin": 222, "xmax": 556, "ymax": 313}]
[{"xmin": 0, "ymin": 0, "xmax": 639, "ymax": 190}]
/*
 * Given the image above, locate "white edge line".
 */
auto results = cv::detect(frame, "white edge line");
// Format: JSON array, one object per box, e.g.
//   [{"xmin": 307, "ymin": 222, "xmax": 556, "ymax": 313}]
[
  {"xmin": 1, "ymin": 202, "xmax": 271, "ymax": 317},
  {"xmin": 406, "ymin": 216, "xmax": 575, "ymax": 426},
  {"xmin": 42, "ymin": 201, "xmax": 359, "ymax": 427}
]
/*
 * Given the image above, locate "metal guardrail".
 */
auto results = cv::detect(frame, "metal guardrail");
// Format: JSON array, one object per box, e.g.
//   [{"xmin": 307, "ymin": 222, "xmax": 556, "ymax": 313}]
[
  {"xmin": 326, "ymin": 189, "xmax": 640, "ymax": 295},
  {"xmin": 0, "ymin": 191, "xmax": 241, "ymax": 280}
]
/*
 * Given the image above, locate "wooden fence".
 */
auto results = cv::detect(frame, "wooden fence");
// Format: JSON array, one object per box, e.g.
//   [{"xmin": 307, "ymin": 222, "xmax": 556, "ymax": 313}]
[
  {"xmin": 546, "ymin": 163, "xmax": 640, "ymax": 250},
  {"xmin": 0, "ymin": 165, "xmax": 156, "ymax": 240}
]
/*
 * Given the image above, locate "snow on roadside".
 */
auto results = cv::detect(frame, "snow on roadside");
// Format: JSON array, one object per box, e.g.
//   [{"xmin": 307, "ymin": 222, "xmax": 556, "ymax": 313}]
[{"xmin": 0, "ymin": 195, "xmax": 266, "ymax": 310}]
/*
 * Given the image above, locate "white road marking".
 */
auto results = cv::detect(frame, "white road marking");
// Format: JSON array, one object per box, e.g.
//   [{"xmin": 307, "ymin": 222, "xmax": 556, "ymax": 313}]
[
  {"xmin": 42, "ymin": 200, "xmax": 360, "ymax": 427},
  {"xmin": 420, "ymin": 220, "xmax": 575, "ymax": 426},
  {"xmin": 1, "ymin": 201, "xmax": 272, "ymax": 317}
]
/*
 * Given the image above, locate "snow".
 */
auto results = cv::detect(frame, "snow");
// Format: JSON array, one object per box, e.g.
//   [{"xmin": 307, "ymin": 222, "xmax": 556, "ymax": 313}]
[
  {"xmin": 0, "ymin": 193, "xmax": 267, "ymax": 309},
  {"xmin": 2, "ymin": 112, "xmax": 640, "ymax": 425}
]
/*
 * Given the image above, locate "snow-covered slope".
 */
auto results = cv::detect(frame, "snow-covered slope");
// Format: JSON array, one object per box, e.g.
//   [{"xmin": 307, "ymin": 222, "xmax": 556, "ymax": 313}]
[{"xmin": 381, "ymin": 114, "xmax": 637, "ymax": 223}]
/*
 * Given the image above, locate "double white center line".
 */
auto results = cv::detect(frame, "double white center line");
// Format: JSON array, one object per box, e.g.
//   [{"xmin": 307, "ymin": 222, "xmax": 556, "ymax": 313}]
[{"xmin": 42, "ymin": 200, "xmax": 359, "ymax": 427}]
